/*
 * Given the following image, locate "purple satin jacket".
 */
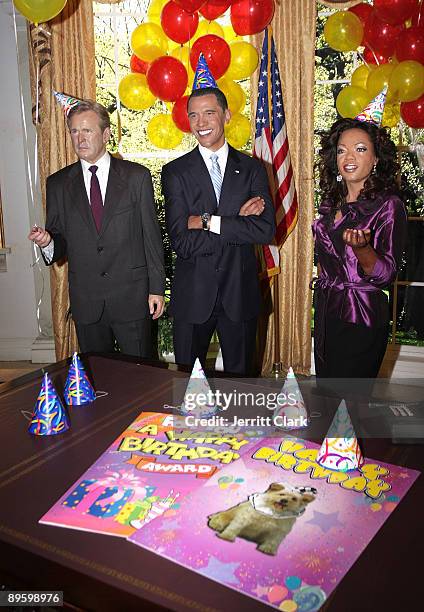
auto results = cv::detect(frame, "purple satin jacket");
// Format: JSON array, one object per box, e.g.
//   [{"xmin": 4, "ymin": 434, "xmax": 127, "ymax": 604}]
[{"xmin": 312, "ymin": 191, "xmax": 407, "ymax": 333}]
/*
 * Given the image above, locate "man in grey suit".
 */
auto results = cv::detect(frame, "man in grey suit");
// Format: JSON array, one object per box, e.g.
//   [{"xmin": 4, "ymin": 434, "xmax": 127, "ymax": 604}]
[{"xmin": 29, "ymin": 100, "xmax": 165, "ymax": 358}]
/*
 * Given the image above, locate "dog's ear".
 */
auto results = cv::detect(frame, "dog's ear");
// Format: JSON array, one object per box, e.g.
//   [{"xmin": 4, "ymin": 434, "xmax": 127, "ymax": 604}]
[
  {"xmin": 301, "ymin": 492, "xmax": 316, "ymax": 503},
  {"xmin": 267, "ymin": 483, "xmax": 285, "ymax": 492}
]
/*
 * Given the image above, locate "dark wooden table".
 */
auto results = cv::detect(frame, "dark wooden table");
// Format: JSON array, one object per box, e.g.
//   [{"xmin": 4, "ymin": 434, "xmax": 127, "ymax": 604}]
[{"xmin": 0, "ymin": 355, "xmax": 422, "ymax": 612}]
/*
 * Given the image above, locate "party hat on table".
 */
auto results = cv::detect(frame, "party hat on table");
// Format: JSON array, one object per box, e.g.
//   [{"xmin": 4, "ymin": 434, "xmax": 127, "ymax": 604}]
[
  {"xmin": 192, "ymin": 53, "xmax": 217, "ymax": 90},
  {"xmin": 53, "ymin": 90, "xmax": 82, "ymax": 115},
  {"xmin": 64, "ymin": 352, "xmax": 96, "ymax": 405},
  {"xmin": 273, "ymin": 366, "xmax": 309, "ymax": 430},
  {"xmin": 354, "ymin": 86, "xmax": 387, "ymax": 126},
  {"xmin": 179, "ymin": 358, "xmax": 219, "ymax": 417},
  {"xmin": 29, "ymin": 373, "xmax": 70, "ymax": 436},
  {"xmin": 316, "ymin": 400, "xmax": 364, "ymax": 472}
]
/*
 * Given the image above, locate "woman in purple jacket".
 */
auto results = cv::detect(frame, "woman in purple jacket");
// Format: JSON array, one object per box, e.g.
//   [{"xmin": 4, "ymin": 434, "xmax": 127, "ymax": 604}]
[{"xmin": 313, "ymin": 117, "xmax": 407, "ymax": 378}]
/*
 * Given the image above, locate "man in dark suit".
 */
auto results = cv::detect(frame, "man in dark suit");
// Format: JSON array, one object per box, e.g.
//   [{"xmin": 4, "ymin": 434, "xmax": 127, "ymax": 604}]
[
  {"xmin": 28, "ymin": 100, "xmax": 165, "ymax": 358},
  {"xmin": 163, "ymin": 87, "xmax": 275, "ymax": 375}
]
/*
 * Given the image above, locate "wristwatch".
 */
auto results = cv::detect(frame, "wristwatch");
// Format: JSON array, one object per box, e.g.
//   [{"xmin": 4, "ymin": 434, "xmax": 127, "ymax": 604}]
[{"xmin": 201, "ymin": 212, "xmax": 211, "ymax": 231}]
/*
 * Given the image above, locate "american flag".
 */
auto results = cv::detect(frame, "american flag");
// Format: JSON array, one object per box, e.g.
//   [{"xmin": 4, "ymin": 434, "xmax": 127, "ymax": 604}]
[{"xmin": 254, "ymin": 28, "xmax": 298, "ymax": 277}]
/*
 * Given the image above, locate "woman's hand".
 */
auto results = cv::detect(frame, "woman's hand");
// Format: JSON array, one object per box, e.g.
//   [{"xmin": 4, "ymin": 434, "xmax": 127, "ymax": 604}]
[{"xmin": 342, "ymin": 228, "xmax": 371, "ymax": 249}]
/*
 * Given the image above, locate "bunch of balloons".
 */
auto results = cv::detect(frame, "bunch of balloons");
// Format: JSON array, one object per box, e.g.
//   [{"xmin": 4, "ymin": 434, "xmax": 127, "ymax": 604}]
[
  {"xmin": 324, "ymin": 0, "xmax": 424, "ymax": 128},
  {"xmin": 119, "ymin": 0, "xmax": 275, "ymax": 149}
]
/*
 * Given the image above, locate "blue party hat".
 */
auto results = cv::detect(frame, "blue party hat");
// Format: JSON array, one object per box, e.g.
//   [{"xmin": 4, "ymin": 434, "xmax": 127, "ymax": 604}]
[
  {"xmin": 64, "ymin": 353, "xmax": 96, "ymax": 405},
  {"xmin": 192, "ymin": 53, "xmax": 217, "ymax": 90},
  {"xmin": 29, "ymin": 373, "xmax": 70, "ymax": 436}
]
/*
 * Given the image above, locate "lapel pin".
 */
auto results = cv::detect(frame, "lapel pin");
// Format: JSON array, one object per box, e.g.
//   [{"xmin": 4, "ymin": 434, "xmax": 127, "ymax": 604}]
[{"xmin": 235, "ymin": 169, "xmax": 240, "ymax": 174}]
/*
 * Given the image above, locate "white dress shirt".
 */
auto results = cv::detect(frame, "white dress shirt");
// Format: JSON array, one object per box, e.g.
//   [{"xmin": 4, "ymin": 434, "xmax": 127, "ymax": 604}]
[{"xmin": 198, "ymin": 141, "xmax": 229, "ymax": 234}]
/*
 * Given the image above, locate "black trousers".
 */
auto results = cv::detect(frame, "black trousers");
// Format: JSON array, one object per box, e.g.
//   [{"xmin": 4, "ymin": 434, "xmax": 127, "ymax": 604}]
[
  {"xmin": 173, "ymin": 293, "xmax": 257, "ymax": 376},
  {"xmin": 315, "ymin": 315, "xmax": 388, "ymax": 379},
  {"xmin": 75, "ymin": 305, "xmax": 152, "ymax": 359}
]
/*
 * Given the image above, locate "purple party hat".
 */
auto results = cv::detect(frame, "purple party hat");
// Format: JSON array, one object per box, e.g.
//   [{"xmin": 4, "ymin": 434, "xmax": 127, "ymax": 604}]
[
  {"xmin": 192, "ymin": 53, "xmax": 217, "ymax": 90},
  {"xmin": 354, "ymin": 86, "xmax": 387, "ymax": 126},
  {"xmin": 29, "ymin": 373, "xmax": 70, "ymax": 436},
  {"xmin": 64, "ymin": 352, "xmax": 96, "ymax": 406},
  {"xmin": 53, "ymin": 90, "xmax": 82, "ymax": 116}
]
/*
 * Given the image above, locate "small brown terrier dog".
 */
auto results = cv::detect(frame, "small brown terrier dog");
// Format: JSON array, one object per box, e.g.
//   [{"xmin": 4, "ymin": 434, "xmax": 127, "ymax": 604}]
[{"xmin": 208, "ymin": 482, "xmax": 316, "ymax": 555}]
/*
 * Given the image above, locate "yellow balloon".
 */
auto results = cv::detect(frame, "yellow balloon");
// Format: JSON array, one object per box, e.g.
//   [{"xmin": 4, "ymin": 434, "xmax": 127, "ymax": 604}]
[
  {"xmin": 382, "ymin": 103, "xmax": 400, "ymax": 128},
  {"xmin": 225, "ymin": 41, "xmax": 259, "ymax": 81},
  {"xmin": 13, "ymin": 0, "xmax": 67, "ymax": 23},
  {"xmin": 223, "ymin": 24, "xmax": 243, "ymax": 43},
  {"xmin": 224, "ymin": 113, "xmax": 250, "ymax": 149},
  {"xmin": 336, "ymin": 85, "xmax": 369, "ymax": 118},
  {"xmin": 351, "ymin": 64, "xmax": 373, "ymax": 91},
  {"xmin": 147, "ymin": 0, "xmax": 167, "ymax": 25},
  {"xmin": 217, "ymin": 78, "xmax": 246, "ymax": 114},
  {"xmin": 171, "ymin": 45, "xmax": 195, "ymax": 87},
  {"xmin": 194, "ymin": 20, "xmax": 224, "ymax": 40},
  {"xmin": 324, "ymin": 12, "xmax": 363, "ymax": 52},
  {"xmin": 118, "ymin": 74, "xmax": 156, "ymax": 111},
  {"xmin": 131, "ymin": 22, "xmax": 168, "ymax": 62},
  {"xmin": 367, "ymin": 64, "xmax": 395, "ymax": 103},
  {"xmin": 389, "ymin": 60, "xmax": 424, "ymax": 103},
  {"xmin": 147, "ymin": 114, "xmax": 183, "ymax": 149}
]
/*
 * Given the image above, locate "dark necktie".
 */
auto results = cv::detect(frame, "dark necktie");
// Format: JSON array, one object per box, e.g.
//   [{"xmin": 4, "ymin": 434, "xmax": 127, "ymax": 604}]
[{"xmin": 89, "ymin": 165, "xmax": 103, "ymax": 232}]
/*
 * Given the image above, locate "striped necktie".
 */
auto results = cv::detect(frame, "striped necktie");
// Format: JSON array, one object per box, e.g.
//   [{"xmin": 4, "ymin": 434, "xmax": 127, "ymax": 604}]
[{"xmin": 209, "ymin": 153, "xmax": 222, "ymax": 203}]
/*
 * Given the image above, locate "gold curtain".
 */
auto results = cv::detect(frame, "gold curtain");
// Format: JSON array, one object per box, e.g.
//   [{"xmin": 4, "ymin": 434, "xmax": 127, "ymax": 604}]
[
  {"xmin": 255, "ymin": 0, "xmax": 316, "ymax": 376},
  {"xmin": 28, "ymin": 0, "xmax": 96, "ymax": 360}
]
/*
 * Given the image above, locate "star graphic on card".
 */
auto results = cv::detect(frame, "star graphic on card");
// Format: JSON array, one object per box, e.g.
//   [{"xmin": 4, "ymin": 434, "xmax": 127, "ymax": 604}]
[
  {"xmin": 306, "ymin": 510, "xmax": 343, "ymax": 533},
  {"xmin": 201, "ymin": 556, "xmax": 240, "ymax": 585}
]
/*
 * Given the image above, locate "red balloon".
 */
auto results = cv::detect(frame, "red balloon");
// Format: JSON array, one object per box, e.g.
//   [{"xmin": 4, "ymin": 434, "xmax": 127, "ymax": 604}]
[
  {"xmin": 396, "ymin": 26, "xmax": 424, "ymax": 64},
  {"xmin": 190, "ymin": 35, "xmax": 231, "ymax": 79},
  {"xmin": 130, "ymin": 54, "xmax": 149, "ymax": 74},
  {"xmin": 400, "ymin": 92, "xmax": 424, "ymax": 127},
  {"xmin": 363, "ymin": 47, "xmax": 390, "ymax": 65},
  {"xmin": 199, "ymin": 0, "xmax": 232, "ymax": 21},
  {"xmin": 172, "ymin": 95, "xmax": 191, "ymax": 132},
  {"xmin": 161, "ymin": 1, "xmax": 199, "ymax": 44},
  {"xmin": 374, "ymin": 0, "xmax": 417, "ymax": 27},
  {"xmin": 348, "ymin": 2, "xmax": 372, "ymax": 43},
  {"xmin": 174, "ymin": 0, "xmax": 206, "ymax": 12},
  {"xmin": 363, "ymin": 11, "xmax": 404, "ymax": 57},
  {"xmin": 348, "ymin": 2, "xmax": 373, "ymax": 26},
  {"xmin": 411, "ymin": 2, "xmax": 424, "ymax": 28},
  {"xmin": 147, "ymin": 56, "xmax": 188, "ymax": 102},
  {"xmin": 230, "ymin": 0, "xmax": 275, "ymax": 36}
]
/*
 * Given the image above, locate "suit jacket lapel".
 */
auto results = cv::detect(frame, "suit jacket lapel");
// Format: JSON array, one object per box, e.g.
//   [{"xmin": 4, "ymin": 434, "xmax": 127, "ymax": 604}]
[
  {"xmin": 187, "ymin": 147, "xmax": 218, "ymax": 214},
  {"xmin": 100, "ymin": 156, "xmax": 126, "ymax": 236},
  {"xmin": 219, "ymin": 146, "xmax": 242, "ymax": 213},
  {"xmin": 67, "ymin": 162, "xmax": 97, "ymax": 233}
]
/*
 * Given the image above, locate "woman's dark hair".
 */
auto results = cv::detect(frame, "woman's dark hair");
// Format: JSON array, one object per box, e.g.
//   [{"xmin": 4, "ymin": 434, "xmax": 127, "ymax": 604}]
[{"xmin": 317, "ymin": 117, "xmax": 399, "ymax": 208}]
